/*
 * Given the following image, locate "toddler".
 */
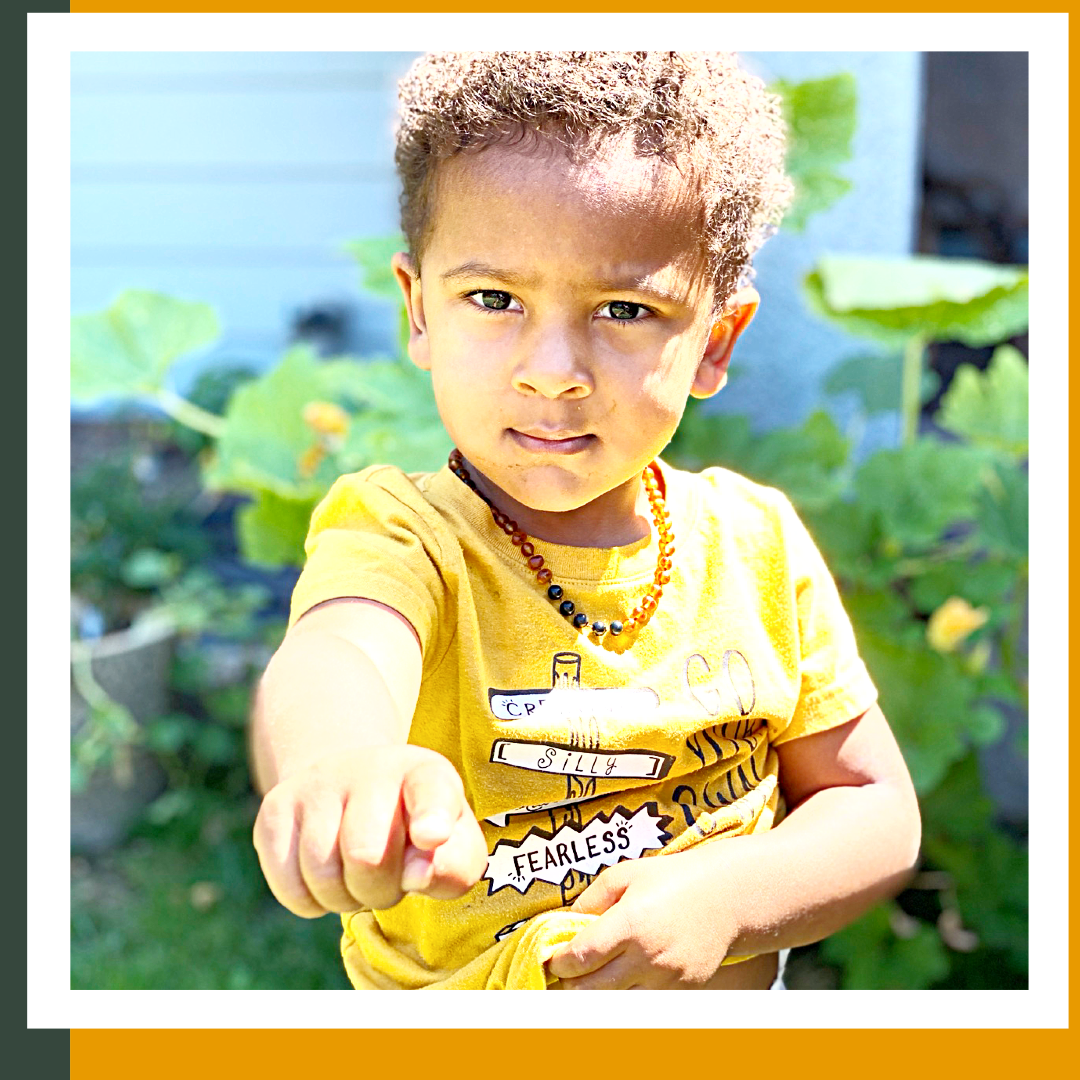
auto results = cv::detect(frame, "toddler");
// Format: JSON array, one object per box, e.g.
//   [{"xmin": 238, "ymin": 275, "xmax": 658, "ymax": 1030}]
[{"xmin": 251, "ymin": 51, "xmax": 921, "ymax": 990}]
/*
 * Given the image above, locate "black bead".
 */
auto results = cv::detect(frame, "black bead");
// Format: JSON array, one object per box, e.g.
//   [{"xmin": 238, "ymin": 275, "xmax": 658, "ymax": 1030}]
[
  {"xmin": 572, "ymin": 612, "xmax": 589, "ymax": 629},
  {"xmin": 548, "ymin": 584, "xmax": 564, "ymax": 601},
  {"xmin": 559, "ymin": 600, "xmax": 575, "ymax": 617},
  {"xmin": 609, "ymin": 620, "xmax": 623, "ymax": 636},
  {"xmin": 591, "ymin": 621, "xmax": 608, "ymax": 636}
]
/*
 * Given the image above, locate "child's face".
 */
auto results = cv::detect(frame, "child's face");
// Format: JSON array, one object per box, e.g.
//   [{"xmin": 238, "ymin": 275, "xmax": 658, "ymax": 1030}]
[{"xmin": 394, "ymin": 137, "xmax": 756, "ymax": 537}]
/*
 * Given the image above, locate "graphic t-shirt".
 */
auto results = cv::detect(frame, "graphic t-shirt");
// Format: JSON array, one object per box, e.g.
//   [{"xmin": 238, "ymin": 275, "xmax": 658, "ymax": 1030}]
[{"xmin": 289, "ymin": 459, "xmax": 878, "ymax": 989}]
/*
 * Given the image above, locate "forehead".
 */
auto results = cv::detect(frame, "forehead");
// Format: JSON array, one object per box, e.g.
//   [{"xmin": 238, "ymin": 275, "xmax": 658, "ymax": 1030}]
[{"xmin": 424, "ymin": 137, "xmax": 711, "ymax": 291}]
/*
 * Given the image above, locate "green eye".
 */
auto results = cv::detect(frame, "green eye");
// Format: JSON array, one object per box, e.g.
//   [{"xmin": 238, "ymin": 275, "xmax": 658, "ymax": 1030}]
[
  {"xmin": 478, "ymin": 291, "xmax": 511, "ymax": 310},
  {"xmin": 607, "ymin": 301, "xmax": 645, "ymax": 320}
]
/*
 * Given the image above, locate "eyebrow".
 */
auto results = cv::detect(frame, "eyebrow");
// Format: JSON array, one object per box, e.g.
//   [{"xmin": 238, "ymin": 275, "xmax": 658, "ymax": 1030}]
[
  {"xmin": 439, "ymin": 262, "xmax": 541, "ymax": 289},
  {"xmin": 440, "ymin": 262, "xmax": 688, "ymax": 306},
  {"xmin": 592, "ymin": 276, "xmax": 687, "ymax": 306}
]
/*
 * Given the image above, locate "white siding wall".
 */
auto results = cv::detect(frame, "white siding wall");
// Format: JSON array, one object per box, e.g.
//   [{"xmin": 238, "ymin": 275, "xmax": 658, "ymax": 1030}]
[{"xmin": 71, "ymin": 51, "xmax": 419, "ymax": 391}]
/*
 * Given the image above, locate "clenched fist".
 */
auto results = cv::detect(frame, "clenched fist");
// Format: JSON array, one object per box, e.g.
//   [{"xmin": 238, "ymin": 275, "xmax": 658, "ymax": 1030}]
[{"xmin": 253, "ymin": 744, "xmax": 488, "ymax": 916}]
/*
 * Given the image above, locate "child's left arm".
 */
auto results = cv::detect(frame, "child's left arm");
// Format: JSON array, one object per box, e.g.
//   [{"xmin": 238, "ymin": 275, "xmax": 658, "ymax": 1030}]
[{"xmin": 546, "ymin": 702, "xmax": 920, "ymax": 989}]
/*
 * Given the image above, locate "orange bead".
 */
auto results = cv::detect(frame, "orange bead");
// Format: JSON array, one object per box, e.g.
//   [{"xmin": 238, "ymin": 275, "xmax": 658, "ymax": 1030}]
[
  {"xmin": 527, "ymin": 555, "xmax": 544, "ymax": 571},
  {"xmin": 511, "ymin": 530, "xmax": 526, "ymax": 545},
  {"xmin": 537, "ymin": 567, "xmax": 553, "ymax": 583},
  {"xmin": 641, "ymin": 595, "xmax": 656, "ymax": 611},
  {"xmin": 520, "ymin": 542, "xmax": 534, "ymax": 557},
  {"xmin": 655, "ymin": 569, "xmax": 671, "ymax": 585}
]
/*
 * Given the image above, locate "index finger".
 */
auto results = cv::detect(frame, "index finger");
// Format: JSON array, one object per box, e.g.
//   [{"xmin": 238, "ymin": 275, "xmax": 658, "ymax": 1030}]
[{"xmin": 401, "ymin": 755, "xmax": 468, "ymax": 850}]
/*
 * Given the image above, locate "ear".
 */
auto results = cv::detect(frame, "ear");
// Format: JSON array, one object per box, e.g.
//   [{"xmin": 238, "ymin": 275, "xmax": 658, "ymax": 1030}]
[
  {"xmin": 690, "ymin": 286, "xmax": 759, "ymax": 399},
  {"xmin": 391, "ymin": 251, "xmax": 431, "ymax": 371}
]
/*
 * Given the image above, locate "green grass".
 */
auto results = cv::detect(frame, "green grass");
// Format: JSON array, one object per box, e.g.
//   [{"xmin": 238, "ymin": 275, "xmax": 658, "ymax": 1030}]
[{"xmin": 71, "ymin": 791, "xmax": 350, "ymax": 990}]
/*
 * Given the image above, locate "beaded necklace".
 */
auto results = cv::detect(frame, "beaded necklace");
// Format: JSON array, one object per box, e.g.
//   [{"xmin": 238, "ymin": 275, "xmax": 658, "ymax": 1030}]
[{"xmin": 448, "ymin": 448, "xmax": 673, "ymax": 640}]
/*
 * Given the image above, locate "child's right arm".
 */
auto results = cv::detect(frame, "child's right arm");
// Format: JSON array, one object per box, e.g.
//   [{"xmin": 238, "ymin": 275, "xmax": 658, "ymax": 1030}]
[{"xmin": 249, "ymin": 598, "xmax": 487, "ymax": 916}]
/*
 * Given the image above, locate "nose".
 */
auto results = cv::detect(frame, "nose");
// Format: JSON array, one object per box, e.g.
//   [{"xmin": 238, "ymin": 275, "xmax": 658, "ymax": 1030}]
[{"xmin": 510, "ymin": 321, "xmax": 594, "ymax": 399}]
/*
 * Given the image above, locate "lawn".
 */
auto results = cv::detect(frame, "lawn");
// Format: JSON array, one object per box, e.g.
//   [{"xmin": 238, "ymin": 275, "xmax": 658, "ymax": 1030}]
[{"xmin": 71, "ymin": 790, "xmax": 349, "ymax": 990}]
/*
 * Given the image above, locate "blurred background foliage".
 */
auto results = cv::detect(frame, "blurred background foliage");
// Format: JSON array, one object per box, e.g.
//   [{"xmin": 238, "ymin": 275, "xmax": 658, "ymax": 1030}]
[{"xmin": 70, "ymin": 70, "xmax": 1028, "ymax": 990}]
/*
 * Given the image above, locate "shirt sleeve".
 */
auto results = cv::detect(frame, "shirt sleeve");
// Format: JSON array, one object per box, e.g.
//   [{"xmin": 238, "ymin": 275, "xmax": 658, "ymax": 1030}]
[
  {"xmin": 288, "ymin": 467, "xmax": 452, "ymax": 664},
  {"xmin": 771, "ymin": 495, "xmax": 878, "ymax": 745}
]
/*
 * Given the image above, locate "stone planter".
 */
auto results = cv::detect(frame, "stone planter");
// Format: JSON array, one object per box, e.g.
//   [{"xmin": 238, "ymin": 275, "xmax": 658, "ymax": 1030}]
[{"xmin": 71, "ymin": 616, "xmax": 176, "ymax": 853}]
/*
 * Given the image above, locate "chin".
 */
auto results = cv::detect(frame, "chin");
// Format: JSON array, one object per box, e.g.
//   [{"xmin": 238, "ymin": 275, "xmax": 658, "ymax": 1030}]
[{"xmin": 500, "ymin": 470, "xmax": 599, "ymax": 514}]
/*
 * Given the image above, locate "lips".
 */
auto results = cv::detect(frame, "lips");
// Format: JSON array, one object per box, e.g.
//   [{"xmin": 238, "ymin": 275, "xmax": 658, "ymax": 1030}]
[{"xmin": 509, "ymin": 428, "xmax": 595, "ymax": 454}]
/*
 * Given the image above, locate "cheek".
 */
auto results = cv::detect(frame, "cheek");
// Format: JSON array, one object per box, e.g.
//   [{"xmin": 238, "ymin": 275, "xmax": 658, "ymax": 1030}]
[
  {"xmin": 637, "ymin": 347, "xmax": 699, "ymax": 422},
  {"xmin": 429, "ymin": 354, "xmax": 510, "ymax": 437}
]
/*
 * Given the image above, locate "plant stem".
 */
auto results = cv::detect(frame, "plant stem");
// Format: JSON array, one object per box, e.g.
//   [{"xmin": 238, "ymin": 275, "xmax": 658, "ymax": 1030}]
[
  {"xmin": 901, "ymin": 334, "xmax": 927, "ymax": 446},
  {"xmin": 156, "ymin": 388, "xmax": 227, "ymax": 439}
]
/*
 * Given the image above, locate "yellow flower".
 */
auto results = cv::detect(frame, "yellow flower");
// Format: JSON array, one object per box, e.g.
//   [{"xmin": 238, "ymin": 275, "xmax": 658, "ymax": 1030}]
[
  {"xmin": 926, "ymin": 596, "xmax": 990, "ymax": 653},
  {"xmin": 302, "ymin": 400, "xmax": 349, "ymax": 438}
]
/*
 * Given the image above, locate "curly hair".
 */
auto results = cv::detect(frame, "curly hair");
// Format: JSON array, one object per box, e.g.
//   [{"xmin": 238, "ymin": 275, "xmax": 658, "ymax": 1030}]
[{"xmin": 395, "ymin": 51, "xmax": 792, "ymax": 303}]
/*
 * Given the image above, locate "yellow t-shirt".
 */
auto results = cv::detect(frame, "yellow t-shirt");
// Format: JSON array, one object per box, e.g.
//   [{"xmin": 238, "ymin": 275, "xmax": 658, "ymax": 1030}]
[{"xmin": 289, "ymin": 459, "xmax": 878, "ymax": 989}]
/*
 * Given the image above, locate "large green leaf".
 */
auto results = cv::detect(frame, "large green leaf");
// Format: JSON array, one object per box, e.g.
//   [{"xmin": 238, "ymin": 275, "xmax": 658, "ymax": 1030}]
[
  {"xmin": 907, "ymin": 555, "xmax": 1020, "ymax": 620},
  {"xmin": 202, "ymin": 345, "xmax": 353, "ymax": 500},
  {"xmin": 918, "ymin": 752, "xmax": 995, "ymax": 842},
  {"xmin": 736, "ymin": 410, "xmax": 849, "ymax": 511},
  {"xmin": 666, "ymin": 407, "xmax": 755, "ymax": 473},
  {"xmin": 852, "ymin": 440, "xmax": 988, "ymax": 549},
  {"xmin": 236, "ymin": 491, "xmax": 318, "ymax": 568},
  {"xmin": 974, "ymin": 459, "xmax": 1029, "ymax": 559},
  {"xmin": 772, "ymin": 73, "xmax": 857, "ymax": 232},
  {"xmin": 937, "ymin": 345, "xmax": 1028, "ymax": 457},
  {"xmin": 343, "ymin": 235, "xmax": 406, "ymax": 300},
  {"xmin": 804, "ymin": 256, "xmax": 1029, "ymax": 347},
  {"xmin": 800, "ymin": 496, "xmax": 890, "ymax": 589},
  {"xmin": 344, "ymin": 235, "xmax": 413, "ymax": 351},
  {"xmin": 851, "ymin": 618, "xmax": 979, "ymax": 794},
  {"xmin": 71, "ymin": 290, "xmax": 220, "ymax": 402},
  {"xmin": 333, "ymin": 358, "xmax": 450, "ymax": 474},
  {"xmin": 667, "ymin": 407, "xmax": 847, "ymax": 511}
]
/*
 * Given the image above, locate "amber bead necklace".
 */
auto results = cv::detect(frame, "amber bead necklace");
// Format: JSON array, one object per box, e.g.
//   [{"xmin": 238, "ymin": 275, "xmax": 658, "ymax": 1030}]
[{"xmin": 448, "ymin": 449, "xmax": 674, "ymax": 639}]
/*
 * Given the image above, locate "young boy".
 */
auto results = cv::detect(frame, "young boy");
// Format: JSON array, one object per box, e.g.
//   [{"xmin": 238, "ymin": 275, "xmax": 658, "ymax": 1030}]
[{"xmin": 251, "ymin": 51, "xmax": 921, "ymax": 990}]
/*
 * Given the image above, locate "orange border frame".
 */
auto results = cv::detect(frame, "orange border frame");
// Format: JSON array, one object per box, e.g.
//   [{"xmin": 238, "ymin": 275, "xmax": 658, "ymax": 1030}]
[{"xmin": 55, "ymin": 3, "xmax": 1071, "ymax": 1076}]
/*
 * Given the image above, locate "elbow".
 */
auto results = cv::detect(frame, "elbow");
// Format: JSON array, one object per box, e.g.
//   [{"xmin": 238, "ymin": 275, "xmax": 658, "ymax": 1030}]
[
  {"xmin": 886, "ymin": 774, "xmax": 923, "ymax": 891},
  {"xmin": 904, "ymin": 791, "xmax": 923, "ymax": 878}
]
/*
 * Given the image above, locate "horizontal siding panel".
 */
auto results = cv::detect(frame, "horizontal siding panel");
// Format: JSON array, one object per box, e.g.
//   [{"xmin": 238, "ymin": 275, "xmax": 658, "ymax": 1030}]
[
  {"xmin": 71, "ymin": 51, "xmax": 418, "ymax": 79},
  {"xmin": 72, "ymin": 179, "xmax": 400, "ymax": 248},
  {"xmin": 71, "ymin": 163, "xmax": 394, "ymax": 183},
  {"xmin": 71, "ymin": 89, "xmax": 400, "ymax": 166}
]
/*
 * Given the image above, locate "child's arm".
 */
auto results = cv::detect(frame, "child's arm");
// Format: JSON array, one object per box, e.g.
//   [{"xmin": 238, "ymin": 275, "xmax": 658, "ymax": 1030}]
[
  {"xmin": 250, "ymin": 598, "xmax": 487, "ymax": 915},
  {"xmin": 546, "ymin": 703, "xmax": 921, "ymax": 989}
]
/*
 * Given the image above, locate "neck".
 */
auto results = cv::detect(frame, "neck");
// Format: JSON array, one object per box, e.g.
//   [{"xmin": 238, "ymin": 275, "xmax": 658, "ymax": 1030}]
[{"xmin": 462, "ymin": 463, "xmax": 655, "ymax": 548}]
